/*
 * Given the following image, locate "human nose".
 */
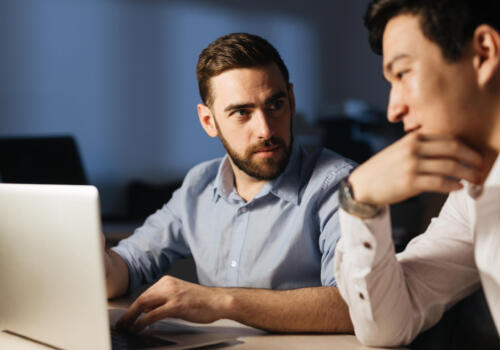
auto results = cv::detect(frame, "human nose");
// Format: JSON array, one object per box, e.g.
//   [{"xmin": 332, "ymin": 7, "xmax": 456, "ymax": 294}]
[
  {"xmin": 387, "ymin": 86, "xmax": 408, "ymax": 123},
  {"xmin": 254, "ymin": 110, "xmax": 273, "ymax": 139}
]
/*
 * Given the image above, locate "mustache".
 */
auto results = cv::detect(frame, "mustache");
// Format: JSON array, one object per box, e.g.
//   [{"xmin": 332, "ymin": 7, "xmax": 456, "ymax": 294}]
[{"xmin": 247, "ymin": 137, "xmax": 286, "ymax": 153}]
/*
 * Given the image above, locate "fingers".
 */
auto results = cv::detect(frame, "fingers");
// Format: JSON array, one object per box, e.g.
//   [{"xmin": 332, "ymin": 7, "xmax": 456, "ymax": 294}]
[
  {"xmin": 416, "ymin": 135, "xmax": 484, "ymax": 170},
  {"xmin": 348, "ymin": 133, "xmax": 485, "ymax": 206},
  {"xmin": 132, "ymin": 305, "xmax": 172, "ymax": 333},
  {"xmin": 116, "ymin": 276, "xmax": 183, "ymax": 332},
  {"xmin": 412, "ymin": 174, "xmax": 464, "ymax": 193},
  {"xmin": 411, "ymin": 136, "xmax": 484, "ymax": 194},
  {"xmin": 116, "ymin": 295, "xmax": 166, "ymax": 330},
  {"xmin": 416, "ymin": 158, "xmax": 483, "ymax": 184}
]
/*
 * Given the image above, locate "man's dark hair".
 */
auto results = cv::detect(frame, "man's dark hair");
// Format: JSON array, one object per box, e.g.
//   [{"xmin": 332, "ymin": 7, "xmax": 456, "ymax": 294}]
[
  {"xmin": 365, "ymin": 0, "xmax": 500, "ymax": 61},
  {"xmin": 196, "ymin": 33, "xmax": 289, "ymax": 106}
]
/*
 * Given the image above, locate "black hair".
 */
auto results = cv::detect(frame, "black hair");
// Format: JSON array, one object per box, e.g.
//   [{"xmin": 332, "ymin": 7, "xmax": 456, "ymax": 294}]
[{"xmin": 365, "ymin": 0, "xmax": 500, "ymax": 60}]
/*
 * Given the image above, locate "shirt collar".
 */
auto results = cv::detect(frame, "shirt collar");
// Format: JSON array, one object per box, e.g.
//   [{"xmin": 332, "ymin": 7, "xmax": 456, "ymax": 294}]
[
  {"xmin": 212, "ymin": 156, "xmax": 235, "ymax": 202},
  {"xmin": 211, "ymin": 142, "xmax": 303, "ymax": 205},
  {"xmin": 268, "ymin": 142, "xmax": 302, "ymax": 205},
  {"xmin": 466, "ymin": 154, "xmax": 500, "ymax": 199}
]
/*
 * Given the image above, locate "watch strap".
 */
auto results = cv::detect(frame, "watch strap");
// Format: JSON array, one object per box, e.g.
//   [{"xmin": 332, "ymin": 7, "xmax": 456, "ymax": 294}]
[{"xmin": 339, "ymin": 177, "xmax": 383, "ymax": 219}]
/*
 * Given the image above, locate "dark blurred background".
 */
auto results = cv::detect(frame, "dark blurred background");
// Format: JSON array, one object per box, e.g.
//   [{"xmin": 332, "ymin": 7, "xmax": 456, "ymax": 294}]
[{"xmin": 0, "ymin": 0, "xmax": 390, "ymax": 217}]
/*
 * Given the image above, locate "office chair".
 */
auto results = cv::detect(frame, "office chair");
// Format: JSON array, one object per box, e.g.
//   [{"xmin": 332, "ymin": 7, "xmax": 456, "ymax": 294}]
[{"xmin": 0, "ymin": 135, "xmax": 88, "ymax": 185}]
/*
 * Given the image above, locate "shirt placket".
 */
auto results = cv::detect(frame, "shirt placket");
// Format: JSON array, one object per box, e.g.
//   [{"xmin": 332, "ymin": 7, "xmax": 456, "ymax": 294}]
[{"xmin": 227, "ymin": 204, "xmax": 250, "ymax": 286}]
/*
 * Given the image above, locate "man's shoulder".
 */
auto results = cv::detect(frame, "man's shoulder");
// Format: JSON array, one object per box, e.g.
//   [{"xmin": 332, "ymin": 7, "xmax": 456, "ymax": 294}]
[
  {"xmin": 180, "ymin": 157, "xmax": 224, "ymax": 192},
  {"xmin": 314, "ymin": 147, "xmax": 357, "ymax": 170},
  {"xmin": 301, "ymin": 146, "xmax": 356, "ymax": 190}
]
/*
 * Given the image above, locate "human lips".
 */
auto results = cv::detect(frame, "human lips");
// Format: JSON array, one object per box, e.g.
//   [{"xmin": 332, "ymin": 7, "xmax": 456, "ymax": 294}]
[
  {"xmin": 404, "ymin": 125, "xmax": 421, "ymax": 133},
  {"xmin": 253, "ymin": 145, "xmax": 280, "ymax": 158}
]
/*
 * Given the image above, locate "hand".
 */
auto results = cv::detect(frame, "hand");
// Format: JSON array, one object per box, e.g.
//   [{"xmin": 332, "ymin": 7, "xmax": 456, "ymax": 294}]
[
  {"xmin": 348, "ymin": 133, "xmax": 484, "ymax": 206},
  {"xmin": 116, "ymin": 276, "xmax": 230, "ymax": 332}
]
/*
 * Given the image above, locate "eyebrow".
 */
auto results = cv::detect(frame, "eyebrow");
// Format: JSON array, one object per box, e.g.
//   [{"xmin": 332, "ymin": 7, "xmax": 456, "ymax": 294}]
[
  {"xmin": 223, "ymin": 91, "xmax": 288, "ymax": 113},
  {"xmin": 224, "ymin": 102, "xmax": 254, "ymax": 113},
  {"xmin": 266, "ymin": 91, "xmax": 287, "ymax": 103},
  {"xmin": 383, "ymin": 54, "xmax": 410, "ymax": 76}
]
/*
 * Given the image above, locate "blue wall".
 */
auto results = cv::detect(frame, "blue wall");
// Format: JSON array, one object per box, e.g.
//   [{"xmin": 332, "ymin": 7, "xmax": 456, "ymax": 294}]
[{"xmin": 0, "ymin": 0, "xmax": 387, "ymax": 215}]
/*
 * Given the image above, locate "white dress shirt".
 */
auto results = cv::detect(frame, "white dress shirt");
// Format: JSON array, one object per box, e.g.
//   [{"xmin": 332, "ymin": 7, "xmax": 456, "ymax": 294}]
[{"xmin": 334, "ymin": 156, "xmax": 500, "ymax": 347}]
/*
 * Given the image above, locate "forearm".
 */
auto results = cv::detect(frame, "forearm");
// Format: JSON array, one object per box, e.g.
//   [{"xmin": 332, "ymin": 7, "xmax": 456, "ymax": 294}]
[
  {"xmin": 218, "ymin": 286, "xmax": 353, "ymax": 333},
  {"xmin": 335, "ymin": 208, "xmax": 419, "ymax": 346},
  {"xmin": 105, "ymin": 249, "xmax": 130, "ymax": 299},
  {"xmin": 335, "ymin": 204, "xmax": 479, "ymax": 347}
]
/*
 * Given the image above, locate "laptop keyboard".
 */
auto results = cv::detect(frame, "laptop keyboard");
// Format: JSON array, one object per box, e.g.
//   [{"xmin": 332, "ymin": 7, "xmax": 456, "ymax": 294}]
[{"xmin": 111, "ymin": 328, "xmax": 176, "ymax": 350}]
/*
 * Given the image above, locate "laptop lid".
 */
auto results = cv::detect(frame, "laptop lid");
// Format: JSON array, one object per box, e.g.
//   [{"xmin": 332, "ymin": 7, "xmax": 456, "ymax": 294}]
[{"xmin": 0, "ymin": 183, "xmax": 111, "ymax": 350}]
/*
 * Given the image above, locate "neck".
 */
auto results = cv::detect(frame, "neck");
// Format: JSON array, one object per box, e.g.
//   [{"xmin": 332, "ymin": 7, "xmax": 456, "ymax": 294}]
[
  {"xmin": 487, "ymin": 104, "xmax": 500, "ymax": 155},
  {"xmin": 466, "ymin": 94, "xmax": 500, "ymax": 181},
  {"xmin": 228, "ymin": 161, "xmax": 268, "ymax": 202},
  {"xmin": 481, "ymin": 78, "xmax": 500, "ymax": 153},
  {"xmin": 481, "ymin": 149, "xmax": 498, "ymax": 183}
]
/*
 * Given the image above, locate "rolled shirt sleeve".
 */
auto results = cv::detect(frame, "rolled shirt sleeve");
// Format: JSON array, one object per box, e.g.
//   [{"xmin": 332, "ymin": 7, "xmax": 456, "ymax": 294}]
[
  {"xmin": 317, "ymin": 164, "xmax": 354, "ymax": 287},
  {"xmin": 112, "ymin": 189, "xmax": 191, "ymax": 293}
]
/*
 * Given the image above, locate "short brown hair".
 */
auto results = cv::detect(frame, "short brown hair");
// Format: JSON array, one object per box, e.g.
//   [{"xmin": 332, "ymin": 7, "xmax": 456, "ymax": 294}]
[{"xmin": 196, "ymin": 33, "xmax": 290, "ymax": 106}]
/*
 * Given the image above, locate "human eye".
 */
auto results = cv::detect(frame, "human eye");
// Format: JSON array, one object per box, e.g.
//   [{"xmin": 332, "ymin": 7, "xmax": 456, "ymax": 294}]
[
  {"xmin": 268, "ymin": 99, "xmax": 284, "ymax": 111},
  {"xmin": 395, "ymin": 69, "xmax": 410, "ymax": 80},
  {"xmin": 231, "ymin": 109, "xmax": 250, "ymax": 119}
]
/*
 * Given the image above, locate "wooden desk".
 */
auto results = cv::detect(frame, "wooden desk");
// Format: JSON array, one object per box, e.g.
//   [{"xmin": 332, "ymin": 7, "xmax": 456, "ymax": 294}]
[
  {"xmin": 0, "ymin": 325, "xmax": 402, "ymax": 350},
  {"xmin": 0, "ymin": 299, "xmax": 409, "ymax": 350}
]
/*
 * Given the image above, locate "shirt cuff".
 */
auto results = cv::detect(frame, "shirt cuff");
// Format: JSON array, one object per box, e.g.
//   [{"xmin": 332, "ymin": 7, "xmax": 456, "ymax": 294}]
[{"xmin": 339, "ymin": 207, "xmax": 394, "ymax": 268}]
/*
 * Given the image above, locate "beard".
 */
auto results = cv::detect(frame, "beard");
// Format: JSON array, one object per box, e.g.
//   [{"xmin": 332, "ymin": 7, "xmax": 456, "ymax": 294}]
[{"xmin": 215, "ymin": 122, "xmax": 292, "ymax": 181}]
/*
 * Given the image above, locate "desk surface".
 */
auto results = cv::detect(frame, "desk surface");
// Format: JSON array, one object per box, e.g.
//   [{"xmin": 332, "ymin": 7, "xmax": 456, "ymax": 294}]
[
  {"xmin": 1, "ymin": 300, "xmax": 409, "ymax": 350},
  {"xmin": 0, "ymin": 325, "xmax": 405, "ymax": 350}
]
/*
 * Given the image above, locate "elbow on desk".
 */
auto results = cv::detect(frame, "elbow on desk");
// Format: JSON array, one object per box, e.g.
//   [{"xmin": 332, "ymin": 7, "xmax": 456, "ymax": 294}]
[
  {"xmin": 344, "ymin": 289, "xmax": 423, "ymax": 346},
  {"xmin": 355, "ymin": 329, "xmax": 413, "ymax": 348},
  {"xmin": 353, "ymin": 318, "xmax": 419, "ymax": 348}
]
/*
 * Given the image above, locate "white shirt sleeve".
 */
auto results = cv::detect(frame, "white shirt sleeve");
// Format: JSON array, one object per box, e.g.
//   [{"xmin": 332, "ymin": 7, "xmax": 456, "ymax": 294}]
[{"xmin": 334, "ymin": 190, "xmax": 481, "ymax": 347}]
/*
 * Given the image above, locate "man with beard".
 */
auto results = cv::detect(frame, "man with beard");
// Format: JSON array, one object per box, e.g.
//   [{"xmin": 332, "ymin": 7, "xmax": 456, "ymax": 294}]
[{"xmin": 104, "ymin": 33, "xmax": 354, "ymax": 333}]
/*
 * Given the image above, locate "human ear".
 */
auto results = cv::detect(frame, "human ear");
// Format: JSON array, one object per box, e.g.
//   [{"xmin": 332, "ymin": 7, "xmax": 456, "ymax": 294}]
[
  {"xmin": 472, "ymin": 25, "xmax": 500, "ymax": 87},
  {"xmin": 197, "ymin": 104, "xmax": 218, "ymax": 138}
]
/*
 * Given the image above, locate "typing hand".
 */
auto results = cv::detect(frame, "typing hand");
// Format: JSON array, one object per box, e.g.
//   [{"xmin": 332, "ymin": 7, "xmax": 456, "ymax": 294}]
[
  {"xmin": 115, "ymin": 276, "xmax": 229, "ymax": 333},
  {"xmin": 348, "ymin": 133, "xmax": 484, "ymax": 206}
]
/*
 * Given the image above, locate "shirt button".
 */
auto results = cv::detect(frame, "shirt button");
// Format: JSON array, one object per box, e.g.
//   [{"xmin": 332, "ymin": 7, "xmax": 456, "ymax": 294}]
[
  {"xmin": 363, "ymin": 242, "xmax": 372, "ymax": 249},
  {"xmin": 240, "ymin": 207, "xmax": 247, "ymax": 213},
  {"xmin": 359, "ymin": 292, "xmax": 365, "ymax": 300},
  {"xmin": 231, "ymin": 260, "xmax": 238, "ymax": 267}
]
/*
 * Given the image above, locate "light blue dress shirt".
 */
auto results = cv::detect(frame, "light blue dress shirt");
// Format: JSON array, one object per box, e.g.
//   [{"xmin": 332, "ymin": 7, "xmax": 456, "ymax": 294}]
[{"xmin": 113, "ymin": 143, "xmax": 354, "ymax": 292}]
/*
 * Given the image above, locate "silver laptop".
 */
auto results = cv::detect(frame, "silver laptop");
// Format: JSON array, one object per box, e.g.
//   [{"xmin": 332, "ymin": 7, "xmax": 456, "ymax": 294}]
[{"xmin": 0, "ymin": 183, "xmax": 235, "ymax": 350}]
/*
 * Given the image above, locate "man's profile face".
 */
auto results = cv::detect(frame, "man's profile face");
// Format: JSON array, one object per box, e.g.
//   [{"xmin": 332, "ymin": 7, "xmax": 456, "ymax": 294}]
[
  {"xmin": 382, "ymin": 14, "xmax": 482, "ymax": 142},
  {"xmin": 208, "ymin": 64, "xmax": 294, "ymax": 180}
]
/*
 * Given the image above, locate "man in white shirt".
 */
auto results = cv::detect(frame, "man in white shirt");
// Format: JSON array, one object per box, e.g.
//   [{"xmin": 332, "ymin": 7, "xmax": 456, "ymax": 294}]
[{"xmin": 334, "ymin": 0, "xmax": 500, "ymax": 347}]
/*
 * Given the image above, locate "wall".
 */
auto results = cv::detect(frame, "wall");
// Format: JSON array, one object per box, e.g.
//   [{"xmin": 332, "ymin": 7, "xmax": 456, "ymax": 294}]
[{"xmin": 0, "ymin": 0, "xmax": 388, "ymax": 216}]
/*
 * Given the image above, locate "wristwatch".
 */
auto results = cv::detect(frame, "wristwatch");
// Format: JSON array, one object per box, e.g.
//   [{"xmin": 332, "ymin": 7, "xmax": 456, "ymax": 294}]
[{"xmin": 339, "ymin": 177, "xmax": 383, "ymax": 219}]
